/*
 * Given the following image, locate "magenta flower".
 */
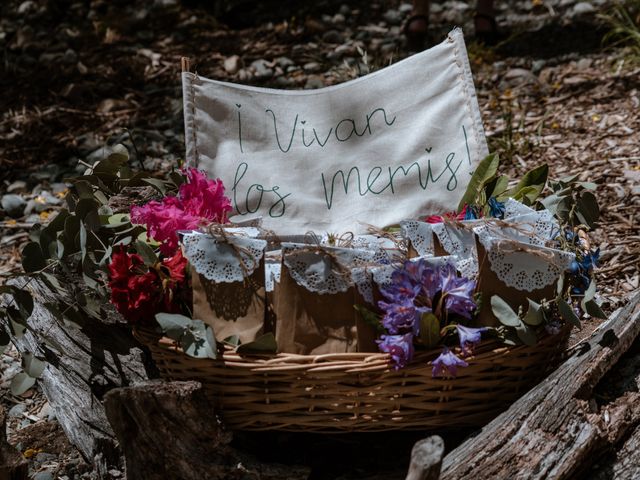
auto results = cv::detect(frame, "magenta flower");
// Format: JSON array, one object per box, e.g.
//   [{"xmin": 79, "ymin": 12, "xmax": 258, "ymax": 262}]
[
  {"xmin": 179, "ymin": 168, "xmax": 232, "ymax": 222},
  {"xmin": 456, "ymin": 325, "xmax": 486, "ymax": 356},
  {"xmin": 439, "ymin": 264, "xmax": 477, "ymax": 319},
  {"xmin": 130, "ymin": 168, "xmax": 232, "ymax": 255},
  {"xmin": 377, "ymin": 333, "xmax": 415, "ymax": 370},
  {"xmin": 432, "ymin": 347, "xmax": 469, "ymax": 377}
]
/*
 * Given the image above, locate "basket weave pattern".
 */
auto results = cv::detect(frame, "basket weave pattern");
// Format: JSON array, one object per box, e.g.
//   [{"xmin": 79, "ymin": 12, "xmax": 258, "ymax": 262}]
[{"xmin": 135, "ymin": 327, "xmax": 570, "ymax": 432}]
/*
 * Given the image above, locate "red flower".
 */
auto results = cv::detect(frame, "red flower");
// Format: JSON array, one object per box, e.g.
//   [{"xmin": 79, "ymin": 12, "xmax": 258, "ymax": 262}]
[{"xmin": 107, "ymin": 249, "xmax": 187, "ymax": 324}]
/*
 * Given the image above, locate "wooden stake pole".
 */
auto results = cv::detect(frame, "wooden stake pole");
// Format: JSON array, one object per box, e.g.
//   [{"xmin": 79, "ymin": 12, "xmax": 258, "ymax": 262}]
[{"xmin": 181, "ymin": 57, "xmax": 191, "ymax": 73}]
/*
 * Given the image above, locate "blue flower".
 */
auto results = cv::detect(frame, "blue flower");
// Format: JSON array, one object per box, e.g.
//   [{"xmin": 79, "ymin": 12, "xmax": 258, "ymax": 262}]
[
  {"xmin": 378, "ymin": 300, "xmax": 426, "ymax": 335},
  {"xmin": 431, "ymin": 347, "xmax": 469, "ymax": 377},
  {"xmin": 456, "ymin": 325, "xmax": 486, "ymax": 355},
  {"xmin": 488, "ymin": 197, "xmax": 506, "ymax": 219},
  {"xmin": 570, "ymin": 247, "xmax": 600, "ymax": 294},
  {"xmin": 439, "ymin": 265, "xmax": 477, "ymax": 319},
  {"xmin": 377, "ymin": 333, "xmax": 415, "ymax": 370}
]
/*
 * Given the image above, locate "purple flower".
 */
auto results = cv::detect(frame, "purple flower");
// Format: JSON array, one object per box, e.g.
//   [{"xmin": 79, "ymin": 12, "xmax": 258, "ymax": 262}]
[
  {"xmin": 439, "ymin": 265, "xmax": 477, "ymax": 319},
  {"xmin": 378, "ymin": 300, "xmax": 426, "ymax": 335},
  {"xmin": 377, "ymin": 333, "xmax": 415, "ymax": 370},
  {"xmin": 456, "ymin": 325, "xmax": 486, "ymax": 355},
  {"xmin": 431, "ymin": 347, "xmax": 469, "ymax": 378},
  {"xmin": 380, "ymin": 270, "xmax": 422, "ymax": 303}
]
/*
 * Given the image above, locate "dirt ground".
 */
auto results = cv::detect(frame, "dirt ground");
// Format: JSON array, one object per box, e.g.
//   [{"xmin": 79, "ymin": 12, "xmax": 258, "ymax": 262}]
[{"xmin": 1, "ymin": 0, "xmax": 639, "ymax": 478}]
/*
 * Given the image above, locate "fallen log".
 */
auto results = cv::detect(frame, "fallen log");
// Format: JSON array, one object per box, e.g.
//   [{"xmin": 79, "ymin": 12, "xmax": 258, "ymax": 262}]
[
  {"xmin": 441, "ymin": 291, "xmax": 640, "ymax": 480},
  {"xmin": 0, "ymin": 406, "xmax": 27, "ymax": 480},
  {"xmin": 8, "ymin": 278, "xmax": 154, "ymax": 473},
  {"xmin": 103, "ymin": 381, "xmax": 310, "ymax": 480}
]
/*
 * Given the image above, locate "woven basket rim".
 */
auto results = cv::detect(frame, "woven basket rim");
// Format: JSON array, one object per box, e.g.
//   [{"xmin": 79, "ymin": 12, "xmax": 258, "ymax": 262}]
[{"xmin": 133, "ymin": 325, "xmax": 570, "ymax": 374}]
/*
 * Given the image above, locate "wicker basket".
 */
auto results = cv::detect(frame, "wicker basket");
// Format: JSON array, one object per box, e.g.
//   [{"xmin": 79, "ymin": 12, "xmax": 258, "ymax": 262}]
[{"xmin": 134, "ymin": 326, "xmax": 570, "ymax": 432}]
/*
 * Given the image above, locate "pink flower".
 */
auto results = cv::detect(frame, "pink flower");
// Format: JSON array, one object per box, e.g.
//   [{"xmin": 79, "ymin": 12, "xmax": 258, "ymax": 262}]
[
  {"xmin": 131, "ymin": 197, "xmax": 200, "ymax": 255},
  {"xmin": 179, "ymin": 168, "xmax": 232, "ymax": 222},
  {"xmin": 130, "ymin": 168, "xmax": 232, "ymax": 255}
]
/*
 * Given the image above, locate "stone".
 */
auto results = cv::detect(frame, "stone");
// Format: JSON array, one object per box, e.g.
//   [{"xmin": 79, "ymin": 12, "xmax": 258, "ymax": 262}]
[
  {"xmin": 62, "ymin": 48, "xmax": 77, "ymax": 64},
  {"xmin": 223, "ymin": 55, "xmax": 241, "ymax": 75},
  {"xmin": 531, "ymin": 59, "xmax": 546, "ymax": 74},
  {"xmin": 250, "ymin": 59, "xmax": 273, "ymax": 80},
  {"xmin": 339, "ymin": 4, "xmax": 350, "ymax": 16},
  {"xmin": 35, "ymin": 452, "xmax": 58, "ymax": 463},
  {"xmin": 33, "ymin": 472, "xmax": 54, "ymax": 480},
  {"xmin": 7, "ymin": 180, "xmax": 27, "ymax": 194},
  {"xmin": 399, "ymin": 3, "xmax": 413, "ymax": 14},
  {"xmin": 576, "ymin": 58, "xmax": 593, "ymax": 70},
  {"xmin": 322, "ymin": 29, "xmax": 344, "ymax": 44},
  {"xmin": 332, "ymin": 13, "xmax": 346, "ymax": 24},
  {"xmin": 304, "ymin": 75, "xmax": 325, "ymax": 89},
  {"xmin": 275, "ymin": 56, "xmax": 295, "ymax": 69},
  {"xmin": 17, "ymin": 0, "xmax": 36, "ymax": 14},
  {"xmin": 1, "ymin": 194, "xmax": 27, "ymax": 218},
  {"xmin": 383, "ymin": 8, "xmax": 403, "ymax": 25},
  {"xmin": 573, "ymin": 2, "xmax": 596, "ymax": 14},
  {"xmin": 8, "ymin": 403, "xmax": 26, "ymax": 418},
  {"xmin": 303, "ymin": 62, "xmax": 322, "ymax": 73}
]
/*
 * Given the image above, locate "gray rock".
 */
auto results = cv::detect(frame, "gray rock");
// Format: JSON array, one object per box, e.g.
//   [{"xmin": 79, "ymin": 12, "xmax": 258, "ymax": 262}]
[
  {"xmin": 339, "ymin": 4, "xmax": 350, "ymax": 16},
  {"xmin": 62, "ymin": 48, "xmax": 77, "ymax": 64},
  {"xmin": 399, "ymin": 3, "xmax": 413, "ymax": 14},
  {"xmin": 1, "ymin": 194, "xmax": 27, "ymax": 218},
  {"xmin": 303, "ymin": 62, "xmax": 322, "ymax": 73},
  {"xmin": 531, "ymin": 59, "xmax": 546, "ymax": 74},
  {"xmin": 17, "ymin": 0, "xmax": 36, "ymax": 14},
  {"xmin": 8, "ymin": 403, "xmax": 26, "ymax": 418},
  {"xmin": 7, "ymin": 180, "xmax": 27, "ymax": 194},
  {"xmin": 304, "ymin": 75, "xmax": 325, "ymax": 89},
  {"xmin": 237, "ymin": 69, "xmax": 251, "ymax": 81},
  {"xmin": 35, "ymin": 452, "xmax": 58, "ymax": 463},
  {"xmin": 383, "ymin": 9, "xmax": 403, "ymax": 25},
  {"xmin": 322, "ymin": 29, "xmax": 344, "ymax": 44},
  {"xmin": 576, "ymin": 58, "xmax": 592, "ymax": 70},
  {"xmin": 275, "ymin": 56, "xmax": 295, "ymax": 69},
  {"xmin": 250, "ymin": 59, "xmax": 273, "ymax": 80},
  {"xmin": 573, "ymin": 2, "xmax": 596, "ymax": 15},
  {"xmin": 332, "ymin": 13, "xmax": 346, "ymax": 24},
  {"xmin": 33, "ymin": 471, "xmax": 54, "ymax": 480},
  {"xmin": 223, "ymin": 55, "xmax": 241, "ymax": 75}
]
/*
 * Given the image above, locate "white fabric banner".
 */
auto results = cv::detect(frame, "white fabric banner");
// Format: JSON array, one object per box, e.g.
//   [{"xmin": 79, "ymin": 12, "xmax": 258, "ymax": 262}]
[{"xmin": 182, "ymin": 28, "xmax": 488, "ymax": 235}]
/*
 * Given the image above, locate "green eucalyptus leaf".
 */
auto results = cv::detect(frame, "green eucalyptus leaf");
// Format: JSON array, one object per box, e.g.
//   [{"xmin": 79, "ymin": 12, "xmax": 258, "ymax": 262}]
[
  {"xmin": 513, "ymin": 186, "xmax": 539, "ymax": 205},
  {"xmin": 577, "ymin": 191, "xmax": 599, "ymax": 228},
  {"xmin": 224, "ymin": 335, "xmax": 240, "ymax": 347},
  {"xmin": 75, "ymin": 198, "xmax": 99, "ymax": 220},
  {"xmin": 508, "ymin": 164, "xmax": 548, "ymax": 202},
  {"xmin": 10, "ymin": 372, "xmax": 36, "ymax": 396},
  {"xmin": 458, "ymin": 153, "xmax": 499, "ymax": 212},
  {"xmin": 557, "ymin": 297, "xmax": 581, "ymax": 328},
  {"xmin": 22, "ymin": 242, "xmax": 47, "ymax": 273},
  {"xmin": 181, "ymin": 320, "xmax": 216, "ymax": 359},
  {"xmin": 557, "ymin": 274, "xmax": 565, "ymax": 297},
  {"xmin": 584, "ymin": 299, "xmax": 606, "ymax": 319},
  {"xmin": 523, "ymin": 299, "xmax": 544, "ymax": 326},
  {"xmin": 134, "ymin": 240, "xmax": 158, "ymax": 267},
  {"xmin": 155, "ymin": 313, "xmax": 191, "ymax": 337},
  {"xmin": 237, "ymin": 333, "xmax": 277, "ymax": 355},
  {"xmin": 515, "ymin": 321, "xmax": 537, "ymax": 346},
  {"xmin": 491, "ymin": 175, "xmax": 510, "ymax": 200},
  {"xmin": 578, "ymin": 182, "xmax": 597, "ymax": 190},
  {"xmin": 354, "ymin": 305, "xmax": 383, "ymax": 333},
  {"xmin": 22, "ymin": 352, "xmax": 46, "ymax": 378},
  {"xmin": 142, "ymin": 178, "xmax": 167, "ymax": 195},
  {"xmin": 0, "ymin": 328, "xmax": 10, "ymax": 354},
  {"xmin": 491, "ymin": 295, "xmax": 521, "ymax": 327},
  {"xmin": 559, "ymin": 173, "xmax": 581, "ymax": 184},
  {"xmin": 540, "ymin": 193, "xmax": 562, "ymax": 215},
  {"xmin": 419, "ymin": 312, "xmax": 441, "ymax": 348},
  {"xmin": 581, "ymin": 280, "xmax": 597, "ymax": 310}
]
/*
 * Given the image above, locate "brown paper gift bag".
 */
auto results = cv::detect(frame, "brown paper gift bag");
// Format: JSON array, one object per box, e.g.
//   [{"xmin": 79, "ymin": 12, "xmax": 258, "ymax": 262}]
[
  {"xmin": 275, "ymin": 243, "xmax": 387, "ymax": 355},
  {"xmin": 182, "ymin": 232, "xmax": 268, "ymax": 344},
  {"xmin": 473, "ymin": 227, "xmax": 574, "ymax": 327}
]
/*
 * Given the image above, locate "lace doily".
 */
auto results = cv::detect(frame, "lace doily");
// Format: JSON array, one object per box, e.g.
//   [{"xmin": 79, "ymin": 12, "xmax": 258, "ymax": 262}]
[
  {"xmin": 400, "ymin": 221, "xmax": 434, "ymax": 256},
  {"xmin": 282, "ymin": 243, "xmax": 388, "ymax": 294},
  {"xmin": 182, "ymin": 232, "xmax": 267, "ymax": 283},
  {"xmin": 430, "ymin": 222, "xmax": 479, "ymax": 278},
  {"xmin": 504, "ymin": 198, "xmax": 535, "ymax": 218},
  {"xmin": 474, "ymin": 224, "xmax": 575, "ymax": 291}
]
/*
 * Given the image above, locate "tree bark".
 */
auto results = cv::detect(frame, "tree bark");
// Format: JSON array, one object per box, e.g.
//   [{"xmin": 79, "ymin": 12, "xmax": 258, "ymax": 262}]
[
  {"xmin": 0, "ymin": 406, "xmax": 28, "ymax": 480},
  {"xmin": 441, "ymin": 291, "xmax": 640, "ymax": 480},
  {"xmin": 8, "ymin": 278, "xmax": 155, "ymax": 473},
  {"xmin": 406, "ymin": 436, "xmax": 444, "ymax": 480},
  {"xmin": 103, "ymin": 381, "xmax": 310, "ymax": 480}
]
